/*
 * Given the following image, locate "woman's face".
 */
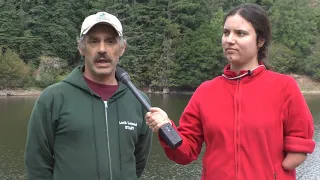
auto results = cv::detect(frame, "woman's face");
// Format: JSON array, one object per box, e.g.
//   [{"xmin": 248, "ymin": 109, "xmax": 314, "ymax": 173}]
[{"xmin": 222, "ymin": 14, "xmax": 264, "ymax": 71}]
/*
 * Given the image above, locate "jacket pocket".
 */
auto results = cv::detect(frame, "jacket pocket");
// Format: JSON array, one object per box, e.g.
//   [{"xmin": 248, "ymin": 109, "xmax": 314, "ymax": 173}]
[{"xmin": 273, "ymin": 163, "xmax": 295, "ymax": 180}]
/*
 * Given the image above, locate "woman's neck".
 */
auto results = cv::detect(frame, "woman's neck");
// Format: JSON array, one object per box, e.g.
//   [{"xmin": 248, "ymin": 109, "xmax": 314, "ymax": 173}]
[{"xmin": 230, "ymin": 61, "xmax": 259, "ymax": 74}]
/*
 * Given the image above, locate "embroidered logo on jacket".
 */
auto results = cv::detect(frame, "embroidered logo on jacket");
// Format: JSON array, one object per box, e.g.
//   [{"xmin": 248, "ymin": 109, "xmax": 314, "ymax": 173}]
[{"xmin": 119, "ymin": 121, "xmax": 137, "ymax": 131}]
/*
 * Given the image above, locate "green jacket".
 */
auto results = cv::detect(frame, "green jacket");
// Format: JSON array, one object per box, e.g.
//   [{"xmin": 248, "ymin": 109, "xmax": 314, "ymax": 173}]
[{"xmin": 25, "ymin": 66, "xmax": 153, "ymax": 180}]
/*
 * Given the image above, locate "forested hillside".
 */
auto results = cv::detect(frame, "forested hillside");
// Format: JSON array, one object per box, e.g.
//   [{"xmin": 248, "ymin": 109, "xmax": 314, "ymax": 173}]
[{"xmin": 0, "ymin": 0, "xmax": 319, "ymax": 91}]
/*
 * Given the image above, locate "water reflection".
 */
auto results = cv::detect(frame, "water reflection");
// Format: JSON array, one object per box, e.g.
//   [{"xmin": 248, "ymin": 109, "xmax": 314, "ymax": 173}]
[
  {"xmin": 0, "ymin": 94, "xmax": 319, "ymax": 180},
  {"xmin": 0, "ymin": 97, "xmax": 37, "ymax": 180}
]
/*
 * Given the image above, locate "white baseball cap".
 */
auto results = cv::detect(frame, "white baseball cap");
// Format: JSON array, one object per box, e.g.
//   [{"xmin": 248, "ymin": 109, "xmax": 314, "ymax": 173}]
[{"xmin": 80, "ymin": 12, "xmax": 123, "ymax": 37}]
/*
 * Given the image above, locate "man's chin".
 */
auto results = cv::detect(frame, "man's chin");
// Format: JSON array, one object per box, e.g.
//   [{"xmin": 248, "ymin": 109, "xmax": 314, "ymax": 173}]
[{"xmin": 93, "ymin": 68, "xmax": 113, "ymax": 76}]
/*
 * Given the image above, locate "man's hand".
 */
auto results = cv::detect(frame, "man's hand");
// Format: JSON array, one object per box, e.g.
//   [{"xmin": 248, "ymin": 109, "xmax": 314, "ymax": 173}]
[
  {"xmin": 145, "ymin": 107, "xmax": 171, "ymax": 132},
  {"xmin": 282, "ymin": 152, "xmax": 307, "ymax": 170}
]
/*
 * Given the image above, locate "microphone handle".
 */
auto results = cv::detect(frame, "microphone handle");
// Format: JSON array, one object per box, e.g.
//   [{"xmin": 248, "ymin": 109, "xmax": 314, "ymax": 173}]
[
  {"xmin": 125, "ymin": 80, "xmax": 151, "ymax": 111},
  {"xmin": 124, "ymin": 80, "xmax": 183, "ymax": 149}
]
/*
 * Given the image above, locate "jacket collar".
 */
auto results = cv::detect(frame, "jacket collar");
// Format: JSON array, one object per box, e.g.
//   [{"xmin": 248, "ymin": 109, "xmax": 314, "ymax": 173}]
[
  {"xmin": 62, "ymin": 65, "xmax": 127, "ymax": 100},
  {"xmin": 222, "ymin": 64, "xmax": 266, "ymax": 83}
]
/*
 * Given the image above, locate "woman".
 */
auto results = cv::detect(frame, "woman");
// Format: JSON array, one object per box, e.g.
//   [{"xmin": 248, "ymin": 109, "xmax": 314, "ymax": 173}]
[{"xmin": 145, "ymin": 3, "xmax": 315, "ymax": 180}]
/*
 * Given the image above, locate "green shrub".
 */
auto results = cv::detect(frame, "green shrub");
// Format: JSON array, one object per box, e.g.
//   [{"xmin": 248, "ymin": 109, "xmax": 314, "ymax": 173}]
[
  {"xmin": 0, "ymin": 46, "xmax": 30, "ymax": 89},
  {"xmin": 35, "ymin": 56, "xmax": 67, "ymax": 88},
  {"xmin": 305, "ymin": 41, "xmax": 320, "ymax": 81},
  {"xmin": 268, "ymin": 42, "xmax": 298, "ymax": 73}
]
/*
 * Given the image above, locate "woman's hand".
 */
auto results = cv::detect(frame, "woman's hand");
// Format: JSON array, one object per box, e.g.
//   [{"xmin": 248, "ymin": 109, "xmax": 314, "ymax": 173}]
[
  {"xmin": 145, "ymin": 107, "xmax": 171, "ymax": 132},
  {"xmin": 282, "ymin": 152, "xmax": 307, "ymax": 170}
]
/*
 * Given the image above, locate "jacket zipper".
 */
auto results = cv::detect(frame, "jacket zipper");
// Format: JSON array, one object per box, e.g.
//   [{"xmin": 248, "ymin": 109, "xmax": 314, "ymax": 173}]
[
  {"xmin": 235, "ymin": 79, "xmax": 241, "ymax": 179},
  {"xmin": 104, "ymin": 101, "xmax": 113, "ymax": 180},
  {"xmin": 274, "ymin": 172, "xmax": 277, "ymax": 180}
]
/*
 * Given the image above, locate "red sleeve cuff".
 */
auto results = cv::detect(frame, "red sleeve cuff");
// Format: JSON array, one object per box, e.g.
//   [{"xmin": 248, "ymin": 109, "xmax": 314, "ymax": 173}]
[{"xmin": 284, "ymin": 136, "xmax": 315, "ymax": 153}]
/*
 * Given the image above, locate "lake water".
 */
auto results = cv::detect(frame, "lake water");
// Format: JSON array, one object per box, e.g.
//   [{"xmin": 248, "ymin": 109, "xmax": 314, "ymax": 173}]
[{"xmin": 0, "ymin": 94, "xmax": 319, "ymax": 180}]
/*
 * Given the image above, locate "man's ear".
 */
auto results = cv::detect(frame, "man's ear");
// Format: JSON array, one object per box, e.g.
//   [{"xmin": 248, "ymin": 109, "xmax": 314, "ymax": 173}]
[
  {"xmin": 78, "ymin": 36, "xmax": 86, "ymax": 56},
  {"xmin": 78, "ymin": 45, "xmax": 84, "ymax": 56},
  {"xmin": 257, "ymin": 38, "xmax": 265, "ymax": 48},
  {"xmin": 120, "ymin": 41, "xmax": 127, "ymax": 57}
]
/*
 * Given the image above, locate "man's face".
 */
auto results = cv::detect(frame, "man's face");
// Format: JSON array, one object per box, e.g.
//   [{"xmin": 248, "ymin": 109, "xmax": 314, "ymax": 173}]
[{"xmin": 80, "ymin": 24, "xmax": 125, "ymax": 81}]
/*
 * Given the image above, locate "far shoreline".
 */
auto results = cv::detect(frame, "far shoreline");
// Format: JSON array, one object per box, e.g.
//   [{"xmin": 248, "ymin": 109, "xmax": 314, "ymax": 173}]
[
  {"xmin": 1, "ymin": 89, "xmax": 320, "ymax": 97},
  {"xmin": 301, "ymin": 91, "xmax": 320, "ymax": 94},
  {"xmin": 2, "ymin": 73, "xmax": 319, "ymax": 96}
]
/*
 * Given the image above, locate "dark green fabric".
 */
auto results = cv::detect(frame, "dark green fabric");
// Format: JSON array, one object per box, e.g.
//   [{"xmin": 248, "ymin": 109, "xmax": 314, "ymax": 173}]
[{"xmin": 25, "ymin": 65, "xmax": 153, "ymax": 180}]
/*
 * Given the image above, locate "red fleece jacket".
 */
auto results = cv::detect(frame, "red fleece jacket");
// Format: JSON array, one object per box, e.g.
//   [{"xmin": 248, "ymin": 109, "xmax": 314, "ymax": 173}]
[{"xmin": 159, "ymin": 65, "xmax": 315, "ymax": 180}]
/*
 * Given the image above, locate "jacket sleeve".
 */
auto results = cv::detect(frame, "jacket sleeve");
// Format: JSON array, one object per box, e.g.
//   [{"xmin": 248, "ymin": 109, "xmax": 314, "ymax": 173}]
[
  {"xmin": 282, "ymin": 77, "xmax": 315, "ymax": 153},
  {"xmin": 25, "ymin": 99, "xmax": 55, "ymax": 180},
  {"xmin": 158, "ymin": 87, "xmax": 204, "ymax": 165},
  {"xmin": 134, "ymin": 94, "xmax": 153, "ymax": 178}
]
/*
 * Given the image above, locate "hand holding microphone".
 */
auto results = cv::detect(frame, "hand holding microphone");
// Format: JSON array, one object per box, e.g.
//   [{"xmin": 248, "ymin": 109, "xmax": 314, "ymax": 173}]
[
  {"xmin": 116, "ymin": 66, "xmax": 182, "ymax": 149},
  {"xmin": 145, "ymin": 107, "xmax": 171, "ymax": 132}
]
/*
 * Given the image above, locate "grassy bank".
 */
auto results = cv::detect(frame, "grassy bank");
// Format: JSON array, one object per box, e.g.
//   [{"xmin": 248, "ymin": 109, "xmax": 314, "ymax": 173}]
[{"xmin": 292, "ymin": 74, "xmax": 320, "ymax": 93}]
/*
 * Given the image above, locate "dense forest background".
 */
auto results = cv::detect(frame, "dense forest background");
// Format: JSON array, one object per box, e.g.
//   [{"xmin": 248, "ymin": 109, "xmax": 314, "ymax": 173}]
[{"xmin": 0, "ymin": 0, "xmax": 319, "ymax": 91}]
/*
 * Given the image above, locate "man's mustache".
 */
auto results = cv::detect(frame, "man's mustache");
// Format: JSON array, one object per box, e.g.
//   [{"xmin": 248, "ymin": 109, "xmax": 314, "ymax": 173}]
[{"xmin": 93, "ymin": 54, "xmax": 112, "ymax": 62}]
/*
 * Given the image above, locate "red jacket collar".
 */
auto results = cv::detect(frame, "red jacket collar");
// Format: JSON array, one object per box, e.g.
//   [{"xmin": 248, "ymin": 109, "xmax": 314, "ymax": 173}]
[{"xmin": 222, "ymin": 64, "xmax": 266, "ymax": 83}]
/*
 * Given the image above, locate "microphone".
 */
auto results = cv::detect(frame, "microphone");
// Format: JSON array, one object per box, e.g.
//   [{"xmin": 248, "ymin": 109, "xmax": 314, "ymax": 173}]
[{"xmin": 116, "ymin": 66, "xmax": 182, "ymax": 149}]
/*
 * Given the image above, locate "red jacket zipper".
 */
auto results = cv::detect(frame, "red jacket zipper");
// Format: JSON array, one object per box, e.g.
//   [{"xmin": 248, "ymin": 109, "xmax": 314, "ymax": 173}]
[{"xmin": 234, "ymin": 79, "xmax": 241, "ymax": 179}]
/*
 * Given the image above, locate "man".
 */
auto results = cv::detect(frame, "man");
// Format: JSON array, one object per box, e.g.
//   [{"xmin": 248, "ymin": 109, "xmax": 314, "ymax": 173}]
[{"xmin": 25, "ymin": 11, "xmax": 152, "ymax": 180}]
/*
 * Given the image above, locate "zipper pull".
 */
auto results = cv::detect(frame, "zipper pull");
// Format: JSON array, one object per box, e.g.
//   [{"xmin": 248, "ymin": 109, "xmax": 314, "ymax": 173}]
[{"xmin": 274, "ymin": 172, "xmax": 277, "ymax": 180}]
